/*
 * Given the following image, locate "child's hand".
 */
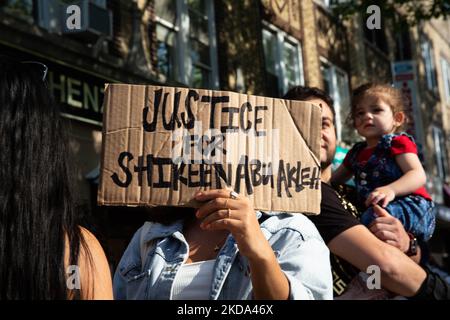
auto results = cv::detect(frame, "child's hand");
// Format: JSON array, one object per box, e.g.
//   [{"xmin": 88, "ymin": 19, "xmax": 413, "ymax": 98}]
[{"xmin": 365, "ymin": 186, "xmax": 396, "ymax": 208}]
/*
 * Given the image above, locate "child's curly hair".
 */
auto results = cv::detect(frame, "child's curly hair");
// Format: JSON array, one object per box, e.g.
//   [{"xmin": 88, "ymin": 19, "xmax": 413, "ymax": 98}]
[{"xmin": 348, "ymin": 83, "xmax": 408, "ymax": 133}]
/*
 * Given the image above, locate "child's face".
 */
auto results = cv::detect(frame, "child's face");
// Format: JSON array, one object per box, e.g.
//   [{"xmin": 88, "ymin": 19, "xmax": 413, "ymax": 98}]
[{"xmin": 354, "ymin": 95, "xmax": 401, "ymax": 139}]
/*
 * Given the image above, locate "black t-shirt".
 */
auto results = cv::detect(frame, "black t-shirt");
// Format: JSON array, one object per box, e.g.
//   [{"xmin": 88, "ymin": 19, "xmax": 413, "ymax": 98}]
[
  {"xmin": 308, "ymin": 182, "xmax": 362, "ymax": 297},
  {"xmin": 310, "ymin": 182, "xmax": 361, "ymax": 243}
]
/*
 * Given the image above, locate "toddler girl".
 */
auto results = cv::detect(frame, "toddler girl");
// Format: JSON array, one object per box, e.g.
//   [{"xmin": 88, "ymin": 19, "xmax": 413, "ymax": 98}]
[{"xmin": 332, "ymin": 83, "xmax": 435, "ymax": 244}]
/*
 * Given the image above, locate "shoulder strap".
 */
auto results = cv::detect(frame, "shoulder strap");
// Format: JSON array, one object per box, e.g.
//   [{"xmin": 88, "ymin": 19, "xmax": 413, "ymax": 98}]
[
  {"xmin": 346, "ymin": 142, "xmax": 365, "ymax": 164},
  {"xmin": 399, "ymin": 132, "xmax": 416, "ymax": 144},
  {"xmin": 140, "ymin": 222, "xmax": 154, "ymax": 270}
]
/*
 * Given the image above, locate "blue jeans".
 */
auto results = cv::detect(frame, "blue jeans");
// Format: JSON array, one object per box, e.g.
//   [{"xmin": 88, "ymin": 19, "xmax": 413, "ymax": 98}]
[{"xmin": 360, "ymin": 196, "xmax": 436, "ymax": 242}]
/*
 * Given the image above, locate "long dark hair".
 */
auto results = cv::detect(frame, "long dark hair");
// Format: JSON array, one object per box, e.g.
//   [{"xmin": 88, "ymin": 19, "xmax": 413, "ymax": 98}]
[{"xmin": 0, "ymin": 57, "xmax": 89, "ymax": 299}]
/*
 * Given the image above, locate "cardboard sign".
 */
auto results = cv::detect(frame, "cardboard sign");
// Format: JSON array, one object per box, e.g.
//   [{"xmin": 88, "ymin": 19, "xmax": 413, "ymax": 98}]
[{"xmin": 98, "ymin": 84, "xmax": 321, "ymax": 214}]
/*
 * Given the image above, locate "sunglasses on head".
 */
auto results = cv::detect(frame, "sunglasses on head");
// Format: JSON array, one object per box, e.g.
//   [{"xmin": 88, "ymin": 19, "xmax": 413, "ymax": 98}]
[{"xmin": 20, "ymin": 61, "xmax": 48, "ymax": 81}]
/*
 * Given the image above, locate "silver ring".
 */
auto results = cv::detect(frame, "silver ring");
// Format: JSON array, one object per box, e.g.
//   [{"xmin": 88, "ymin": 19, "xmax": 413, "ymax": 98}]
[{"xmin": 230, "ymin": 191, "xmax": 239, "ymax": 199}]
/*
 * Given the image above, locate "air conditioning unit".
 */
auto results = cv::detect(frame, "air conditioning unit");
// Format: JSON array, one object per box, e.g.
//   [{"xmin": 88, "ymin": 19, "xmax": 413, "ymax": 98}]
[
  {"xmin": 62, "ymin": 0, "xmax": 113, "ymax": 42},
  {"xmin": 36, "ymin": 0, "xmax": 113, "ymax": 42}
]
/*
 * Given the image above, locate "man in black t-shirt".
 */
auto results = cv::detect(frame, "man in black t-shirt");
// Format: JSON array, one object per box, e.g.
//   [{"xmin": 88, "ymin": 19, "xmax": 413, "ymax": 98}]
[{"xmin": 283, "ymin": 86, "xmax": 449, "ymax": 299}]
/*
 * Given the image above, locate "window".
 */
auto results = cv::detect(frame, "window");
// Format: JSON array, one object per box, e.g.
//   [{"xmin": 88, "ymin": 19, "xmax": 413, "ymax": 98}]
[
  {"xmin": 318, "ymin": 0, "xmax": 350, "ymax": 8},
  {"xmin": 91, "ymin": 0, "xmax": 107, "ymax": 8},
  {"xmin": 421, "ymin": 38, "xmax": 438, "ymax": 92},
  {"xmin": 393, "ymin": 15, "xmax": 411, "ymax": 61},
  {"xmin": 363, "ymin": 13, "xmax": 388, "ymax": 54},
  {"xmin": 154, "ymin": 0, "xmax": 219, "ymax": 89},
  {"xmin": 262, "ymin": 23, "xmax": 304, "ymax": 98},
  {"xmin": 321, "ymin": 59, "xmax": 354, "ymax": 144},
  {"xmin": 441, "ymin": 57, "xmax": 450, "ymax": 104},
  {"xmin": 2, "ymin": 0, "xmax": 33, "ymax": 19},
  {"xmin": 433, "ymin": 126, "xmax": 448, "ymax": 180},
  {"xmin": 394, "ymin": 21, "xmax": 412, "ymax": 61}
]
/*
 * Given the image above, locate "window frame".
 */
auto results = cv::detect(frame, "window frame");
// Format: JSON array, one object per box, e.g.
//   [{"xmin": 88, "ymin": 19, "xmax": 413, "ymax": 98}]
[
  {"xmin": 440, "ymin": 56, "xmax": 450, "ymax": 105},
  {"xmin": 320, "ymin": 57, "xmax": 351, "ymax": 143},
  {"xmin": 154, "ymin": 0, "xmax": 219, "ymax": 89},
  {"xmin": 433, "ymin": 126, "xmax": 448, "ymax": 181},
  {"xmin": 2, "ymin": 0, "xmax": 34, "ymax": 23},
  {"xmin": 262, "ymin": 21, "xmax": 305, "ymax": 97},
  {"xmin": 421, "ymin": 37, "xmax": 438, "ymax": 93}
]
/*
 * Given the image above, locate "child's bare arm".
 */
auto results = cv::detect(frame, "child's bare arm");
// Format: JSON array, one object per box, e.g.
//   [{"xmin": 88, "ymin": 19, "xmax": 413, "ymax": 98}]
[
  {"xmin": 365, "ymin": 153, "xmax": 426, "ymax": 207},
  {"xmin": 331, "ymin": 164, "xmax": 353, "ymax": 185},
  {"xmin": 391, "ymin": 153, "xmax": 427, "ymax": 196}
]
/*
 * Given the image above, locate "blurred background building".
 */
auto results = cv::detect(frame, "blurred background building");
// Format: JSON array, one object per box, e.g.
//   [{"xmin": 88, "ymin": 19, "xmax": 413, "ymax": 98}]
[{"xmin": 1, "ymin": 0, "xmax": 449, "ymax": 273}]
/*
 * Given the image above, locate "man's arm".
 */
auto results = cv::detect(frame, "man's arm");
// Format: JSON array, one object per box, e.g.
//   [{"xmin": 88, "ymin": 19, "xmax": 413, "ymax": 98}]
[{"xmin": 328, "ymin": 224, "xmax": 426, "ymax": 297}]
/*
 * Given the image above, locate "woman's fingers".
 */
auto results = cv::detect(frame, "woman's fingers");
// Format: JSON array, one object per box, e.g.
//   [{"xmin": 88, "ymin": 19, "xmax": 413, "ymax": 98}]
[
  {"xmin": 195, "ymin": 189, "xmax": 234, "ymax": 202},
  {"xmin": 196, "ymin": 197, "xmax": 239, "ymax": 219},
  {"xmin": 200, "ymin": 209, "xmax": 233, "ymax": 228},
  {"xmin": 205, "ymin": 218, "xmax": 242, "ymax": 233}
]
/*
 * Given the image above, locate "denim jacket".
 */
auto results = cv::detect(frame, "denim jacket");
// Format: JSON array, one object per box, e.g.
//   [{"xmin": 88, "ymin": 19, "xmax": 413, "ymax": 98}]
[{"xmin": 113, "ymin": 211, "xmax": 333, "ymax": 300}]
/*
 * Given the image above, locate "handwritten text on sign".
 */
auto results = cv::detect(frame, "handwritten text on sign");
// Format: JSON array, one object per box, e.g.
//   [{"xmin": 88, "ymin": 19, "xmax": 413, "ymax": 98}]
[{"xmin": 99, "ymin": 85, "xmax": 321, "ymax": 213}]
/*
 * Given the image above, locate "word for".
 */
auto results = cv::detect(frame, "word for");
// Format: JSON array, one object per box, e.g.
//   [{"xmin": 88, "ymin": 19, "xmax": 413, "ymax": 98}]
[{"xmin": 170, "ymin": 124, "xmax": 280, "ymax": 165}]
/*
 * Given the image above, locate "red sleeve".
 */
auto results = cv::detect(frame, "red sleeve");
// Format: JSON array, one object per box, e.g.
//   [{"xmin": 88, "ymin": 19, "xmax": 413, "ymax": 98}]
[{"xmin": 391, "ymin": 135, "xmax": 417, "ymax": 156}]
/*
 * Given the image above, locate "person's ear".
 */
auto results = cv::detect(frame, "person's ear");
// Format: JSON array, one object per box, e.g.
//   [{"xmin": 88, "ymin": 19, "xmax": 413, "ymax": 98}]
[{"xmin": 394, "ymin": 111, "xmax": 405, "ymax": 127}]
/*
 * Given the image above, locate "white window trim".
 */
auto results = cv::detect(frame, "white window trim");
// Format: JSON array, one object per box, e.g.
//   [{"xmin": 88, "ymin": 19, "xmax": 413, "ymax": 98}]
[
  {"xmin": 421, "ymin": 39, "xmax": 437, "ymax": 91},
  {"xmin": 206, "ymin": 0, "xmax": 219, "ymax": 89},
  {"xmin": 262, "ymin": 21, "xmax": 305, "ymax": 95},
  {"xmin": 433, "ymin": 126, "xmax": 447, "ymax": 180},
  {"xmin": 441, "ymin": 57, "xmax": 450, "ymax": 104},
  {"xmin": 154, "ymin": 15, "xmax": 180, "ymax": 31},
  {"xmin": 155, "ymin": 0, "xmax": 219, "ymax": 88},
  {"xmin": 320, "ymin": 57, "xmax": 350, "ymax": 142}
]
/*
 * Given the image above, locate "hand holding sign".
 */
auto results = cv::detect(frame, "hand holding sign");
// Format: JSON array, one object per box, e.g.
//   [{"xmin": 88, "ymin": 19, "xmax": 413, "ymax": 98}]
[{"xmin": 195, "ymin": 189, "xmax": 269, "ymax": 260}]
